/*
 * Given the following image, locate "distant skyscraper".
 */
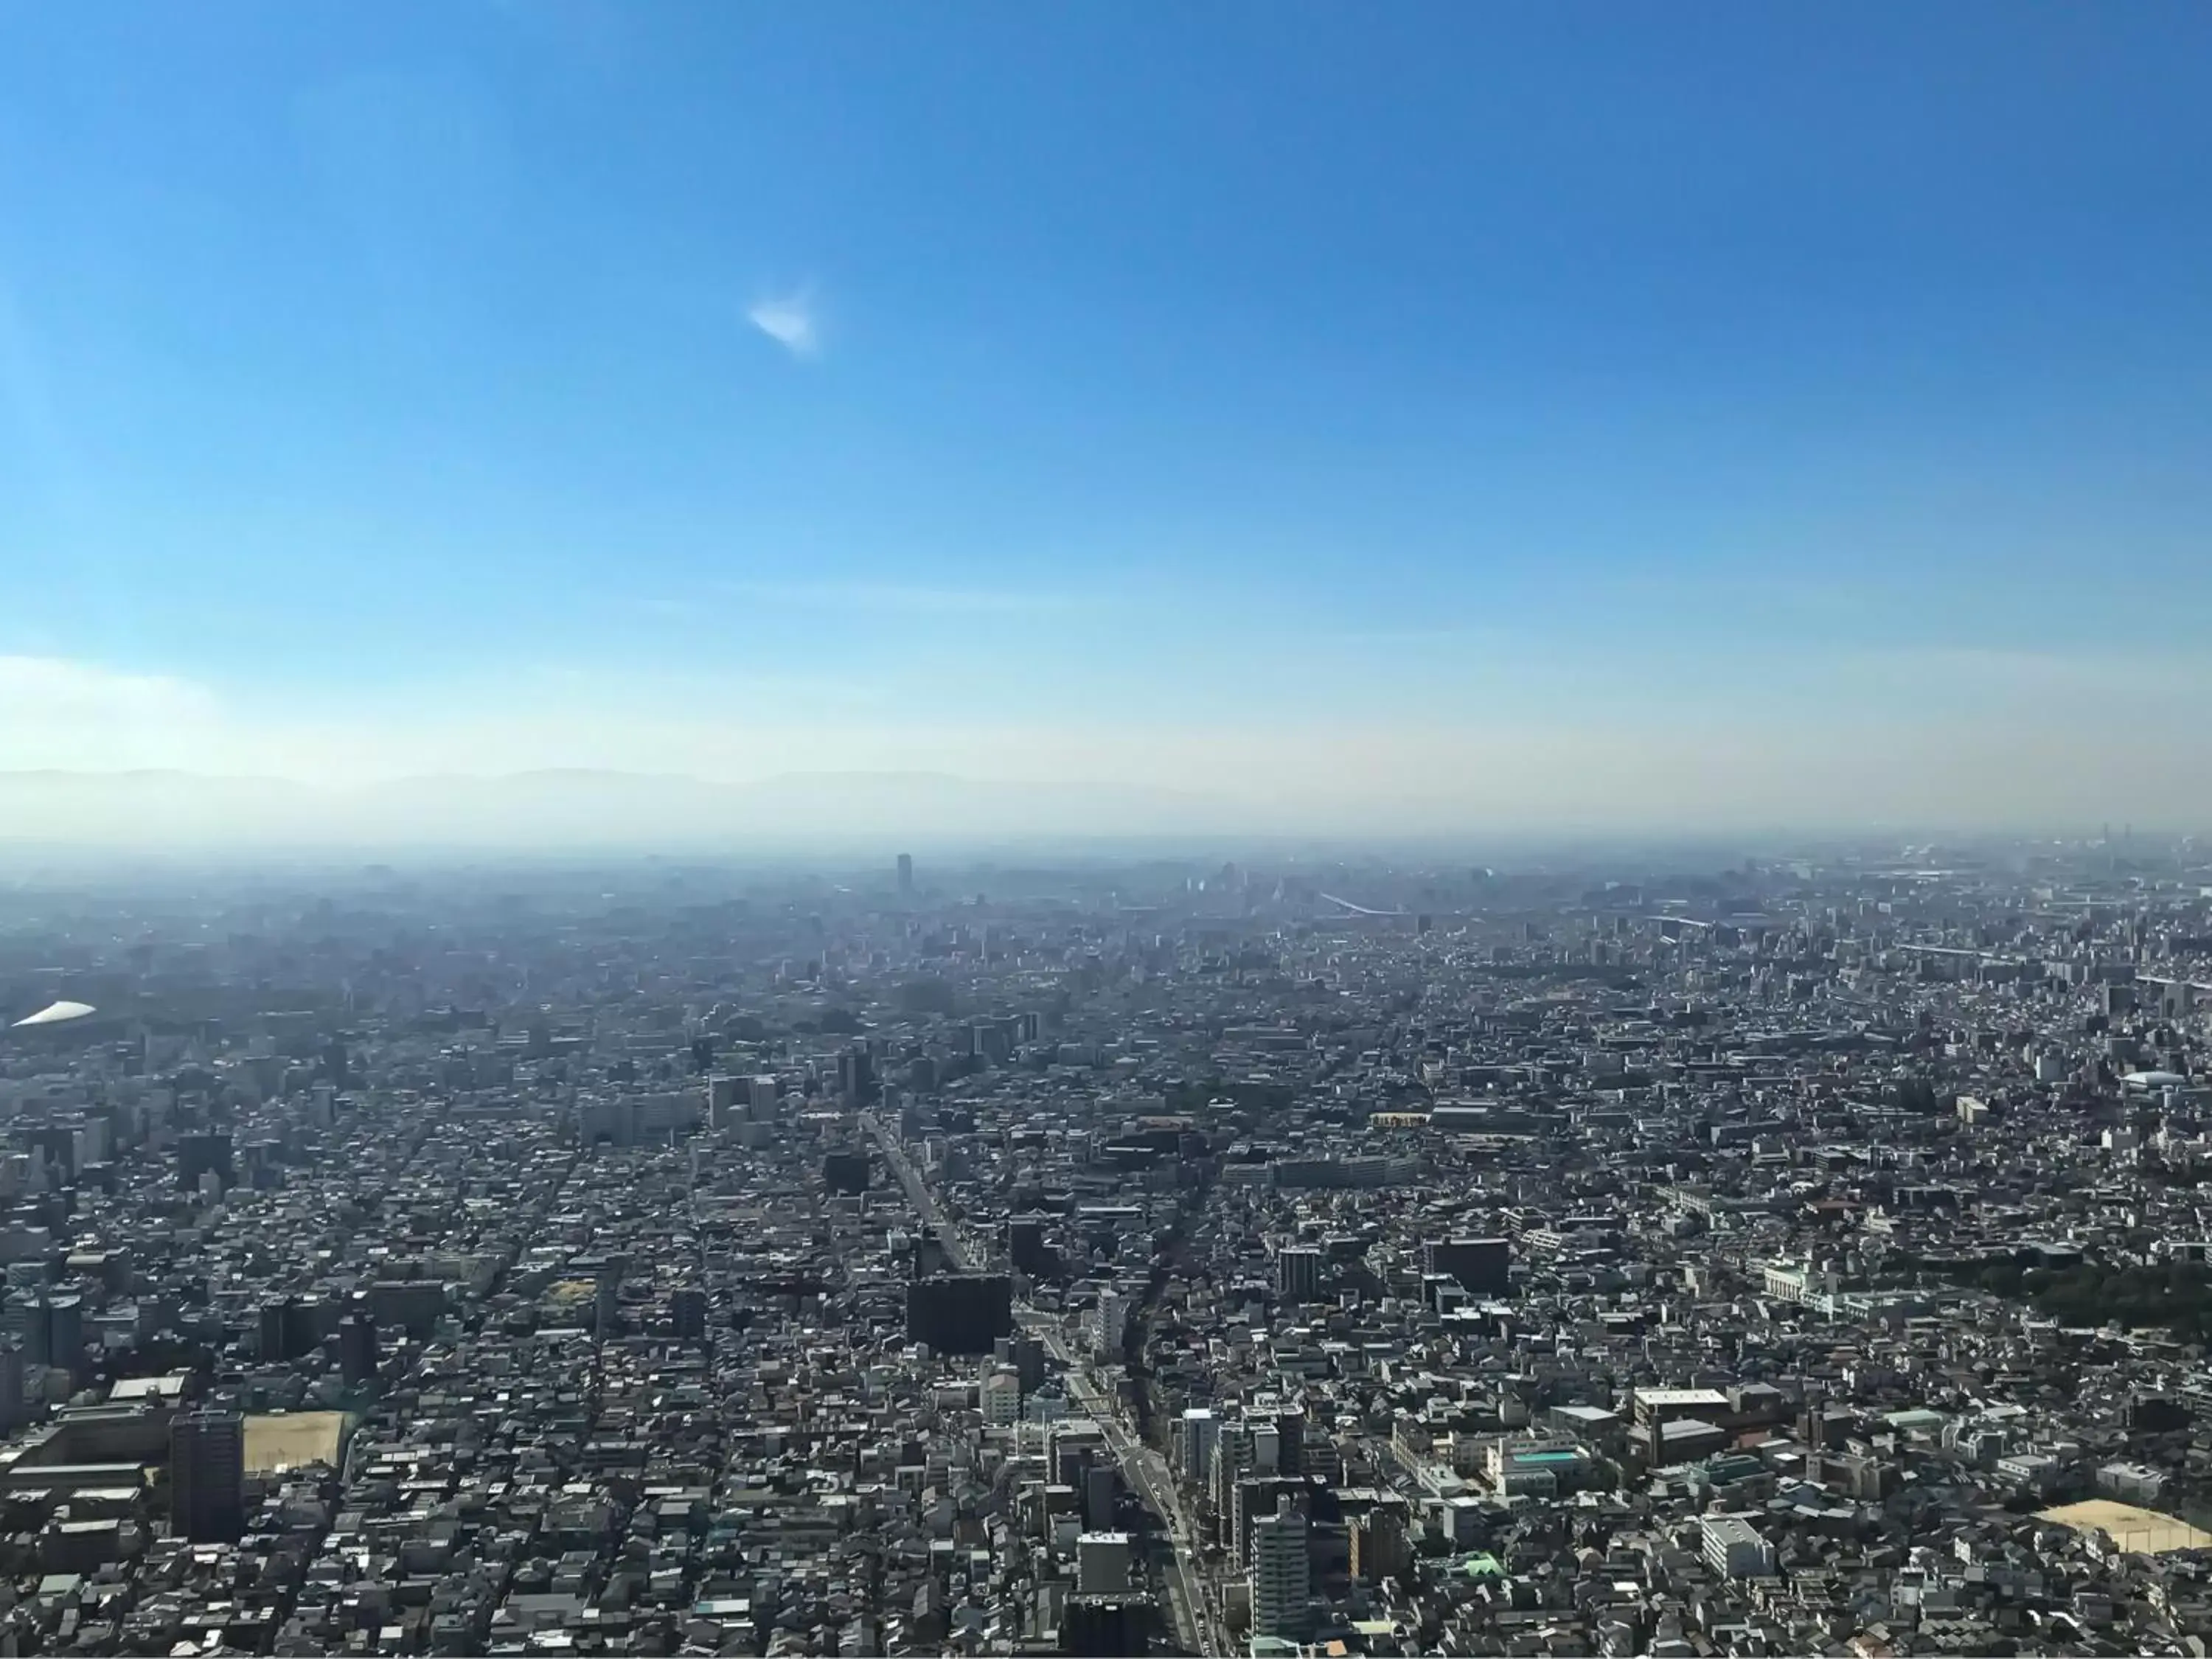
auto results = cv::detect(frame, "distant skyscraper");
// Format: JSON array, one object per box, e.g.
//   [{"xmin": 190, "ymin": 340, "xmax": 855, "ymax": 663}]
[
  {"xmin": 671, "ymin": 1285, "xmax": 709, "ymax": 1343},
  {"xmin": 838, "ymin": 1045, "xmax": 875, "ymax": 1108},
  {"xmin": 172, "ymin": 1410, "xmax": 246, "ymax": 1543},
  {"xmin": 338, "ymin": 1315, "xmax": 379, "ymax": 1385},
  {"xmin": 897, "ymin": 852, "xmax": 914, "ymax": 895},
  {"xmin": 0, "ymin": 1338, "xmax": 21, "ymax": 1434},
  {"xmin": 1276, "ymin": 1245, "xmax": 1324, "ymax": 1302},
  {"xmin": 596, "ymin": 1256, "xmax": 626, "ymax": 1343}
]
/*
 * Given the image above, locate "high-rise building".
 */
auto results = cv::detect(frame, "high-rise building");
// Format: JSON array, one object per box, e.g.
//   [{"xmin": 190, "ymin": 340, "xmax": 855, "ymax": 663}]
[
  {"xmin": 671, "ymin": 1286, "xmax": 709, "ymax": 1343},
  {"xmin": 0, "ymin": 1338, "xmax": 20, "ymax": 1435},
  {"xmin": 1060, "ymin": 1596, "xmax": 1148, "ymax": 1658},
  {"xmin": 1180, "ymin": 1408, "xmax": 1220, "ymax": 1481},
  {"xmin": 1250, "ymin": 1495, "xmax": 1312, "ymax": 1642},
  {"xmin": 172, "ymin": 1411, "xmax": 246, "ymax": 1543},
  {"xmin": 706, "ymin": 1074, "xmax": 740, "ymax": 1127},
  {"xmin": 1276, "ymin": 1404, "xmax": 1306, "ymax": 1477},
  {"xmin": 177, "ymin": 1132, "xmax": 234, "ymax": 1192},
  {"xmin": 1088, "ymin": 1288, "xmax": 1128, "ymax": 1358},
  {"xmin": 905, "ymin": 1273, "xmax": 1013, "ymax": 1354},
  {"xmin": 3, "ymin": 1292, "xmax": 47, "ymax": 1368},
  {"xmin": 259, "ymin": 1301, "xmax": 292, "ymax": 1363},
  {"xmin": 338, "ymin": 1315, "xmax": 378, "ymax": 1385},
  {"xmin": 1077, "ymin": 1531, "xmax": 1130, "ymax": 1596},
  {"xmin": 1008, "ymin": 1216, "xmax": 1049, "ymax": 1276},
  {"xmin": 1276, "ymin": 1245, "xmax": 1324, "ymax": 1302},
  {"xmin": 838, "ymin": 1046, "xmax": 876, "ymax": 1109},
  {"xmin": 897, "ymin": 852, "xmax": 914, "ymax": 895},
  {"xmin": 1051, "ymin": 1419, "xmax": 1107, "ymax": 1489},
  {"xmin": 1425, "ymin": 1237, "xmax": 1512, "ymax": 1295},
  {"xmin": 595, "ymin": 1256, "xmax": 626, "ymax": 1343},
  {"xmin": 980, "ymin": 1362, "xmax": 1023, "ymax": 1426}
]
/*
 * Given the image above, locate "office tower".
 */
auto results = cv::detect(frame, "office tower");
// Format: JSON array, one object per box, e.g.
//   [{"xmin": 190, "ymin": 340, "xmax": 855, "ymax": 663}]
[
  {"xmin": 997, "ymin": 1332, "xmax": 1046, "ymax": 1395},
  {"xmin": 596, "ymin": 1256, "xmax": 625, "ymax": 1343},
  {"xmin": 1083, "ymin": 1462, "xmax": 1119, "ymax": 1530},
  {"xmin": 838, "ymin": 1045, "xmax": 876, "ymax": 1109},
  {"xmin": 1275, "ymin": 1245, "xmax": 1324, "ymax": 1302},
  {"xmin": 1077, "ymin": 1531, "xmax": 1130, "ymax": 1596},
  {"xmin": 897, "ymin": 852, "xmax": 914, "ymax": 895},
  {"xmin": 1425, "ymin": 1237, "xmax": 1512, "ymax": 1295},
  {"xmin": 1008, "ymin": 1217, "xmax": 1049, "ymax": 1276},
  {"xmin": 1060, "ymin": 1596, "xmax": 1148, "ymax": 1658},
  {"xmin": 706, "ymin": 1074, "xmax": 740, "ymax": 1127},
  {"xmin": 671, "ymin": 1286, "xmax": 709, "ymax": 1343},
  {"xmin": 1180, "ymin": 1408, "xmax": 1220, "ymax": 1480},
  {"xmin": 338, "ymin": 1315, "xmax": 379, "ymax": 1385},
  {"xmin": 1276, "ymin": 1404, "xmax": 1305, "ymax": 1477},
  {"xmin": 172, "ymin": 1411, "xmax": 246, "ymax": 1543},
  {"xmin": 46, "ymin": 1291, "xmax": 86, "ymax": 1376},
  {"xmin": 0, "ymin": 1338, "xmax": 20, "ymax": 1435},
  {"xmin": 823, "ymin": 1150, "xmax": 872, "ymax": 1195},
  {"xmin": 259, "ymin": 1301, "xmax": 291, "ymax": 1363},
  {"xmin": 1048, "ymin": 1415, "xmax": 1101, "ymax": 1472},
  {"xmin": 905, "ymin": 1273, "xmax": 1013, "ymax": 1354},
  {"xmin": 1250, "ymin": 1495, "xmax": 1312, "ymax": 1642},
  {"xmin": 748, "ymin": 1075, "xmax": 781, "ymax": 1119},
  {"xmin": 3, "ymin": 1292, "xmax": 48, "ymax": 1368},
  {"xmin": 1350, "ymin": 1507, "xmax": 1410, "ymax": 1582},
  {"xmin": 178, "ymin": 1132, "xmax": 234, "ymax": 1192}
]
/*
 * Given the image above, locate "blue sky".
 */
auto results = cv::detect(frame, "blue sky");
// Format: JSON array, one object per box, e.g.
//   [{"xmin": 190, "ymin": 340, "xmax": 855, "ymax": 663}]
[{"xmin": 3, "ymin": 1, "xmax": 2210, "ymax": 828}]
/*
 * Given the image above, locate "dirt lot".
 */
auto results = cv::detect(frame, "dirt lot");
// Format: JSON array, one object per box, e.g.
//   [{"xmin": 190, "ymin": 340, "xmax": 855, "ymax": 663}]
[
  {"xmin": 2038, "ymin": 1499, "xmax": 2212, "ymax": 1554},
  {"xmin": 243, "ymin": 1411, "xmax": 349, "ymax": 1475}
]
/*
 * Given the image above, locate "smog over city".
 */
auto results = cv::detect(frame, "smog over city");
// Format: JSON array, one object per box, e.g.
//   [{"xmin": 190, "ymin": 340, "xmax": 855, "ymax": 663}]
[{"xmin": 3, "ymin": 3, "xmax": 2211, "ymax": 1655}]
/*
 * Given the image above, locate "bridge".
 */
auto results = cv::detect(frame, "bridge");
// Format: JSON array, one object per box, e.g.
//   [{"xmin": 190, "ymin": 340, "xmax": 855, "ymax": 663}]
[{"xmin": 1316, "ymin": 892, "xmax": 1410, "ymax": 917}]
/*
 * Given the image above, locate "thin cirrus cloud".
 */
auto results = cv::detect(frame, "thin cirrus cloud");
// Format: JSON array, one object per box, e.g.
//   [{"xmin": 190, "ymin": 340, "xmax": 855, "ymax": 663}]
[
  {"xmin": 726, "ymin": 580, "xmax": 1077, "ymax": 616},
  {"xmin": 745, "ymin": 288, "xmax": 820, "ymax": 358}
]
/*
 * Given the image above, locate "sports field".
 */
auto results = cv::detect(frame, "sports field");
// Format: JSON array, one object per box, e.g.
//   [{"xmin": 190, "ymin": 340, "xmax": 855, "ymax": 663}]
[
  {"xmin": 244, "ymin": 1411, "xmax": 349, "ymax": 1475},
  {"xmin": 2038, "ymin": 1500, "xmax": 2212, "ymax": 1554}
]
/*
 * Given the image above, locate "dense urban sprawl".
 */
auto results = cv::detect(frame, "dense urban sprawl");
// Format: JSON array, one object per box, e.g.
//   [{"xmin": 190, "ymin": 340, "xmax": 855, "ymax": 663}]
[{"xmin": 1, "ymin": 840, "xmax": 2210, "ymax": 1657}]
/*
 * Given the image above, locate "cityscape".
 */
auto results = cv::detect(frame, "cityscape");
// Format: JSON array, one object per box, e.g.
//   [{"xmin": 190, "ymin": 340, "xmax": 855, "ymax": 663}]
[
  {"xmin": 0, "ymin": 838, "xmax": 2209, "ymax": 1655},
  {"xmin": 7, "ymin": 3, "xmax": 2212, "ymax": 1655}
]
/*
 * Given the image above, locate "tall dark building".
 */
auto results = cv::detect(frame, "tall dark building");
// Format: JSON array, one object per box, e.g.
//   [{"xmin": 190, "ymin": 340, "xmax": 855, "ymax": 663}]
[
  {"xmin": 178, "ymin": 1132, "xmax": 234, "ymax": 1192},
  {"xmin": 1060, "ymin": 1595, "xmax": 1150, "ymax": 1657},
  {"xmin": 259, "ymin": 1301, "xmax": 291, "ymax": 1363},
  {"xmin": 338, "ymin": 1315, "xmax": 379, "ymax": 1385},
  {"xmin": 1425, "ymin": 1237, "xmax": 1512, "ymax": 1295},
  {"xmin": 822, "ymin": 1150, "xmax": 872, "ymax": 1195},
  {"xmin": 838, "ymin": 1045, "xmax": 876, "ymax": 1109},
  {"xmin": 996, "ymin": 1333, "xmax": 1046, "ymax": 1395},
  {"xmin": 1276, "ymin": 1246, "xmax": 1324, "ymax": 1302},
  {"xmin": 45, "ymin": 1294, "xmax": 82, "ymax": 1380},
  {"xmin": 1008, "ymin": 1217, "xmax": 1049, "ymax": 1276},
  {"xmin": 1276, "ymin": 1405, "xmax": 1306, "ymax": 1477},
  {"xmin": 897, "ymin": 852, "xmax": 914, "ymax": 896},
  {"xmin": 671, "ymin": 1286, "xmax": 709, "ymax": 1343},
  {"xmin": 172, "ymin": 1411, "xmax": 246, "ymax": 1543},
  {"xmin": 905, "ymin": 1273, "xmax": 1013, "ymax": 1354}
]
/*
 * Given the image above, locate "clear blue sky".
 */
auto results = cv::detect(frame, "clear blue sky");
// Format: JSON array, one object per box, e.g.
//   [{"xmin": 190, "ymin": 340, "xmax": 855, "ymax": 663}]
[{"xmin": 3, "ymin": 1, "xmax": 2209, "ymax": 827}]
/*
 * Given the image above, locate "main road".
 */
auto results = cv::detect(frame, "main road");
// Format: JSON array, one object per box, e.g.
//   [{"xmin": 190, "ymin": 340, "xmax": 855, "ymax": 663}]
[{"xmin": 863, "ymin": 1113, "xmax": 1228, "ymax": 1655}]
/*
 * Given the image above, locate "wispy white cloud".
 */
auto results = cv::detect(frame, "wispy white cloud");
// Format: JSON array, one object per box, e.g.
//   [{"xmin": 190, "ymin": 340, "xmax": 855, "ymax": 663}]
[
  {"xmin": 0, "ymin": 655, "xmax": 218, "ymax": 726},
  {"xmin": 746, "ymin": 288, "xmax": 821, "ymax": 358},
  {"xmin": 728, "ymin": 580, "xmax": 1075, "ymax": 616},
  {"xmin": 0, "ymin": 655, "xmax": 222, "ymax": 770}
]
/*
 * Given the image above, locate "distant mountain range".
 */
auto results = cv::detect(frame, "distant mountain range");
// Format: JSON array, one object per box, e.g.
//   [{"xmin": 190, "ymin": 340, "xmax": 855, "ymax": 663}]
[{"xmin": 0, "ymin": 768, "xmax": 1237, "ymax": 849}]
